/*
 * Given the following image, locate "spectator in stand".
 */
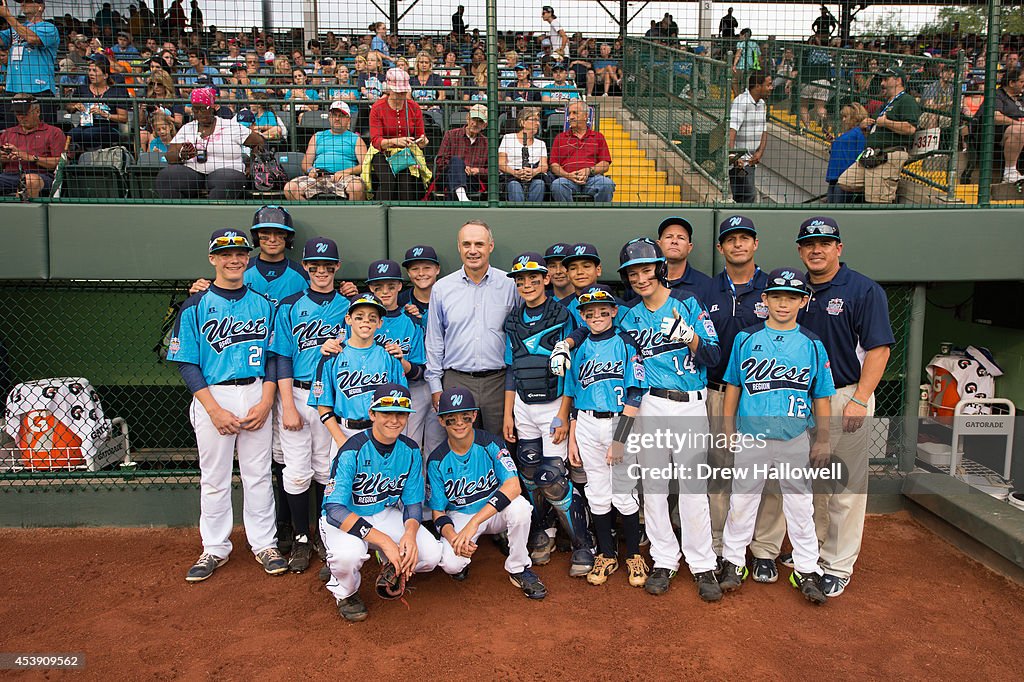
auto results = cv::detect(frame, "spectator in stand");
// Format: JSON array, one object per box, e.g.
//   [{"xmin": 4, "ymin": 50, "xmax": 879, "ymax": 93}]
[
  {"xmin": 147, "ymin": 112, "xmax": 177, "ymax": 155},
  {"xmin": 727, "ymin": 71, "xmax": 772, "ymax": 203},
  {"xmin": 224, "ymin": 62, "xmax": 255, "ymax": 105},
  {"xmin": 95, "ymin": 2, "xmax": 117, "ymax": 35},
  {"xmin": 498, "ymin": 106, "xmax": 547, "ymax": 202},
  {"xmin": 183, "ymin": 48, "xmax": 221, "ymax": 86},
  {"xmin": 549, "ymin": 100, "xmax": 614, "ymax": 202},
  {"xmin": 499, "ymin": 50, "xmax": 520, "ymax": 88},
  {"xmin": 470, "ymin": 46, "xmax": 486, "ymax": 72},
  {"xmin": 284, "ymin": 100, "xmax": 367, "ymax": 201},
  {"xmin": 291, "ymin": 48, "xmax": 311, "ymax": 74},
  {"xmin": 359, "ymin": 53, "xmax": 386, "ymax": 102},
  {"xmin": 452, "ymin": 5, "xmax": 468, "ymax": 38},
  {"xmin": 854, "ymin": 57, "xmax": 883, "ymax": 115},
  {"xmin": 190, "ymin": 0, "xmax": 203, "ymax": 34},
  {"xmin": 112, "ymin": 31, "xmax": 140, "ymax": 59},
  {"xmin": 812, "ymin": 5, "xmax": 837, "ymax": 40},
  {"xmin": 569, "ymin": 45, "xmax": 595, "ymax": 97},
  {"xmin": 826, "ymin": 102, "xmax": 868, "ymax": 203},
  {"xmin": 268, "ymin": 54, "xmax": 293, "ymax": 97},
  {"xmin": 242, "ymin": 92, "xmax": 287, "ymax": 142},
  {"xmin": 1, "ymin": 0, "xmax": 60, "ymax": 125},
  {"xmin": 462, "ymin": 64, "xmax": 488, "ymax": 105},
  {"xmin": 411, "ymin": 51, "xmax": 446, "ymax": 108},
  {"xmin": 733, "ymin": 28, "xmax": 761, "ymax": 85},
  {"xmin": 771, "ymin": 47, "xmax": 796, "ymax": 102},
  {"xmin": 0, "ymin": 93, "xmax": 66, "ymax": 198},
  {"xmin": 920, "ymin": 63, "xmax": 957, "ymax": 131},
  {"xmin": 593, "ymin": 43, "xmax": 620, "ymax": 97},
  {"xmin": 139, "ymin": 70, "xmax": 181, "ymax": 149},
  {"xmin": 506, "ymin": 63, "xmax": 540, "ymax": 102},
  {"xmin": 994, "ymin": 65, "xmax": 1024, "ymax": 183},
  {"xmin": 440, "ymin": 51, "xmax": 465, "ymax": 85},
  {"xmin": 67, "ymin": 57, "xmax": 128, "ymax": 151},
  {"xmin": 395, "ymin": 56, "xmax": 411, "ymax": 74},
  {"xmin": 327, "ymin": 66, "xmax": 360, "ymax": 121},
  {"xmin": 285, "ymin": 67, "xmax": 321, "ymax": 117},
  {"xmin": 370, "ymin": 22, "xmax": 393, "ymax": 67},
  {"xmin": 157, "ymin": 87, "xmax": 263, "ymax": 199},
  {"xmin": 367, "ymin": 68, "xmax": 430, "ymax": 201},
  {"xmin": 799, "ymin": 34, "xmax": 834, "ymax": 137},
  {"xmin": 541, "ymin": 5, "xmax": 569, "ymax": 60},
  {"xmin": 436, "ymin": 104, "xmax": 489, "ymax": 201},
  {"xmin": 720, "ymin": 8, "xmax": 739, "ymax": 40},
  {"xmin": 542, "ymin": 62, "xmax": 581, "ymax": 114}
]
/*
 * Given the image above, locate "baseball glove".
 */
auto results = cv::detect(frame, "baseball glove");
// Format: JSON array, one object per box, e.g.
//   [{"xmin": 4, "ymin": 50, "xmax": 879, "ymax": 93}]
[{"xmin": 374, "ymin": 560, "xmax": 407, "ymax": 600}]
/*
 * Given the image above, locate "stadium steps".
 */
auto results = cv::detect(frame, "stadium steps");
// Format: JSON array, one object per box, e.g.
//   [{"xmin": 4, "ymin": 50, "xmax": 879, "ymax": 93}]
[{"xmin": 600, "ymin": 117, "xmax": 683, "ymax": 203}]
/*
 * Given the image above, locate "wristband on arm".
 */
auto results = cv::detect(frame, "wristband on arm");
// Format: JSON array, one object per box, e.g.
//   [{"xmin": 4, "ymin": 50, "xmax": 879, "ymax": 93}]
[
  {"xmin": 487, "ymin": 491, "xmax": 512, "ymax": 512},
  {"xmin": 347, "ymin": 517, "xmax": 373, "ymax": 539},
  {"xmin": 613, "ymin": 415, "xmax": 635, "ymax": 445},
  {"xmin": 435, "ymin": 515, "xmax": 454, "ymax": 534}
]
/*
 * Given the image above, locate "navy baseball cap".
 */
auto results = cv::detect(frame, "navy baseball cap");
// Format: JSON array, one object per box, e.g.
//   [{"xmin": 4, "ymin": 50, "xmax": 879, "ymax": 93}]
[
  {"xmin": 561, "ymin": 243, "xmax": 601, "ymax": 266},
  {"xmin": 551, "ymin": 61, "xmax": 567, "ymax": 71},
  {"xmin": 514, "ymin": 63, "xmax": 529, "ymax": 72},
  {"xmin": 348, "ymin": 292, "xmax": 387, "ymax": 316},
  {"xmin": 437, "ymin": 386, "xmax": 478, "ymax": 415},
  {"xmin": 763, "ymin": 267, "xmax": 809, "ymax": 295},
  {"xmin": 718, "ymin": 215, "xmax": 757, "ymax": 242},
  {"xmin": 370, "ymin": 383, "xmax": 415, "ymax": 413},
  {"xmin": 402, "ymin": 245, "xmax": 440, "ymax": 267},
  {"xmin": 302, "ymin": 237, "xmax": 340, "ymax": 263},
  {"xmin": 576, "ymin": 284, "xmax": 619, "ymax": 308},
  {"xmin": 796, "ymin": 216, "xmax": 842, "ymax": 242},
  {"xmin": 507, "ymin": 251, "xmax": 548, "ymax": 277},
  {"xmin": 658, "ymin": 216, "xmax": 694, "ymax": 238},
  {"xmin": 544, "ymin": 242, "xmax": 571, "ymax": 261},
  {"xmin": 236, "ymin": 108, "xmax": 256, "ymax": 125},
  {"xmin": 366, "ymin": 259, "xmax": 404, "ymax": 282},
  {"xmin": 209, "ymin": 228, "xmax": 253, "ymax": 253}
]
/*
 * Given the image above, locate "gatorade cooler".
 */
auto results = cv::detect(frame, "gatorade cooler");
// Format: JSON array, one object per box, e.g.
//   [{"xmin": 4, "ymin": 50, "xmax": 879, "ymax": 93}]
[
  {"xmin": 928, "ymin": 365, "xmax": 960, "ymax": 424},
  {"xmin": 18, "ymin": 409, "xmax": 84, "ymax": 469}
]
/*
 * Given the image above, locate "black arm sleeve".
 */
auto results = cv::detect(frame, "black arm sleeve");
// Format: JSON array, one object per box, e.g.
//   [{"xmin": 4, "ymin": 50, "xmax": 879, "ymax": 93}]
[
  {"xmin": 692, "ymin": 336, "xmax": 721, "ymax": 369},
  {"xmin": 177, "ymin": 362, "xmax": 208, "ymax": 394},
  {"xmin": 275, "ymin": 353, "xmax": 294, "ymax": 380}
]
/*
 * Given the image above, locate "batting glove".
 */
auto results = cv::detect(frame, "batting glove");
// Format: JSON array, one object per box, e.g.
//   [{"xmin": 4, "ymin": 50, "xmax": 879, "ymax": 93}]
[
  {"xmin": 549, "ymin": 340, "xmax": 572, "ymax": 377},
  {"xmin": 660, "ymin": 309, "xmax": 695, "ymax": 344}
]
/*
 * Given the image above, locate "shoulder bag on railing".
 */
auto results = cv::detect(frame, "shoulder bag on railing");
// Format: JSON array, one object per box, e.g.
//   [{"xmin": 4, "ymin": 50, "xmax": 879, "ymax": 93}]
[{"xmin": 249, "ymin": 147, "xmax": 288, "ymax": 191}]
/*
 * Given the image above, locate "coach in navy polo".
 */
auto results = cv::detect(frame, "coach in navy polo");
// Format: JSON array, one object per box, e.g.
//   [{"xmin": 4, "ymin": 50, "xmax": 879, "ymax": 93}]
[
  {"xmin": 425, "ymin": 220, "xmax": 519, "ymax": 435},
  {"xmin": 753, "ymin": 216, "xmax": 894, "ymax": 599}
]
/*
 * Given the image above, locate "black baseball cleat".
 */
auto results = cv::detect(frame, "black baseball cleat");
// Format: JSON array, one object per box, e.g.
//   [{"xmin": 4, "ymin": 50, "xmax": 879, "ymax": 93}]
[
  {"xmin": 528, "ymin": 530, "xmax": 555, "ymax": 565},
  {"xmin": 509, "ymin": 568, "xmax": 548, "ymax": 600},
  {"xmin": 713, "ymin": 555, "xmax": 725, "ymax": 579},
  {"xmin": 791, "ymin": 571, "xmax": 828, "ymax": 604},
  {"xmin": 644, "ymin": 567, "xmax": 676, "ymax": 596},
  {"xmin": 752, "ymin": 558, "xmax": 778, "ymax": 583},
  {"xmin": 451, "ymin": 566, "xmax": 470, "ymax": 582},
  {"xmin": 569, "ymin": 549, "xmax": 595, "ymax": 577},
  {"xmin": 336, "ymin": 594, "xmax": 369, "ymax": 622},
  {"xmin": 717, "ymin": 560, "xmax": 748, "ymax": 592},
  {"xmin": 311, "ymin": 533, "xmax": 327, "ymax": 562},
  {"xmin": 319, "ymin": 564, "xmax": 332, "ymax": 583},
  {"xmin": 695, "ymin": 570, "xmax": 723, "ymax": 602},
  {"xmin": 288, "ymin": 536, "xmax": 314, "ymax": 573}
]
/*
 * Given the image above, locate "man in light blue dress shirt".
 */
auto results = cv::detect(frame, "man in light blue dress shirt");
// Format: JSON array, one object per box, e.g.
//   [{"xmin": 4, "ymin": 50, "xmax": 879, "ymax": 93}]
[{"xmin": 426, "ymin": 220, "xmax": 519, "ymax": 435}]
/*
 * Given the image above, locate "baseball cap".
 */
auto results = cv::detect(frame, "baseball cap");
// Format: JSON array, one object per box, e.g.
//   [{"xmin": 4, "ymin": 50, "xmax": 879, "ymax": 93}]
[
  {"xmin": 117, "ymin": 31, "xmax": 132, "ymax": 40},
  {"xmin": 542, "ymin": 5, "xmax": 555, "ymax": 13},
  {"xmin": 385, "ymin": 67, "xmax": 411, "ymax": 93},
  {"xmin": 468, "ymin": 103, "xmax": 488, "ymax": 123},
  {"xmin": 541, "ymin": 38, "xmax": 552, "ymax": 47},
  {"xmin": 402, "ymin": 245, "xmax": 439, "ymax": 267},
  {"xmin": 514, "ymin": 63, "xmax": 529, "ymax": 72},
  {"xmin": 302, "ymin": 237, "xmax": 340, "ymax": 263},
  {"xmin": 796, "ymin": 216, "xmax": 842, "ymax": 242},
  {"xmin": 576, "ymin": 284, "xmax": 619, "ymax": 308},
  {"xmin": 209, "ymin": 228, "xmax": 253, "ymax": 254},
  {"xmin": 551, "ymin": 61, "xmax": 567, "ymax": 71},
  {"xmin": 658, "ymin": 216, "xmax": 694, "ymax": 238},
  {"xmin": 436, "ymin": 386, "xmax": 478, "ymax": 415},
  {"xmin": 348, "ymin": 292, "xmax": 387, "ymax": 317},
  {"xmin": 366, "ymin": 259, "xmax": 404, "ymax": 283},
  {"xmin": 236, "ymin": 108, "xmax": 256, "ymax": 125},
  {"xmin": 10, "ymin": 93, "xmax": 38, "ymax": 115},
  {"xmin": 229, "ymin": 62, "xmax": 246, "ymax": 73},
  {"xmin": 370, "ymin": 383, "xmax": 415, "ymax": 413},
  {"xmin": 561, "ymin": 243, "xmax": 601, "ymax": 266},
  {"xmin": 329, "ymin": 100, "xmax": 351, "ymax": 116},
  {"xmin": 877, "ymin": 66, "xmax": 906, "ymax": 80},
  {"xmin": 763, "ymin": 267, "xmax": 809, "ymax": 296},
  {"xmin": 718, "ymin": 215, "xmax": 757, "ymax": 242},
  {"xmin": 507, "ymin": 251, "xmax": 548, "ymax": 277},
  {"xmin": 544, "ymin": 243, "xmax": 571, "ymax": 261}
]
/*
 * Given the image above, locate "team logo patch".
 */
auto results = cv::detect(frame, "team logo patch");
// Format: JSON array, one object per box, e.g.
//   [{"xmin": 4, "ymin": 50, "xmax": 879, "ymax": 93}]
[
  {"xmin": 169, "ymin": 336, "xmax": 181, "ymax": 353},
  {"xmin": 312, "ymin": 380, "xmax": 324, "ymax": 398},
  {"xmin": 324, "ymin": 479, "xmax": 335, "ymax": 496},
  {"xmin": 753, "ymin": 302, "xmax": 769, "ymax": 319},
  {"xmin": 498, "ymin": 449, "xmax": 516, "ymax": 473},
  {"xmin": 826, "ymin": 298, "xmax": 844, "ymax": 315},
  {"xmin": 703, "ymin": 319, "xmax": 716, "ymax": 337},
  {"xmin": 633, "ymin": 356, "xmax": 645, "ymax": 381}
]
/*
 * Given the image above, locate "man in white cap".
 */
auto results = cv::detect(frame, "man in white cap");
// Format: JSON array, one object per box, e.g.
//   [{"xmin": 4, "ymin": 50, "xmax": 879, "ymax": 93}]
[
  {"xmin": 284, "ymin": 100, "xmax": 367, "ymax": 200},
  {"xmin": 435, "ymin": 104, "xmax": 489, "ymax": 202}
]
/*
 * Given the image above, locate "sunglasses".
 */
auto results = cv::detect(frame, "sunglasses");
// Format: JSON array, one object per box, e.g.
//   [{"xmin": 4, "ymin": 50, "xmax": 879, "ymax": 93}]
[
  {"xmin": 442, "ymin": 412, "xmax": 475, "ymax": 426},
  {"xmin": 511, "ymin": 260, "xmax": 543, "ymax": 272},
  {"xmin": 210, "ymin": 235, "xmax": 250, "ymax": 249},
  {"xmin": 771, "ymin": 277, "xmax": 806, "ymax": 289},
  {"xmin": 372, "ymin": 395, "xmax": 412, "ymax": 410},
  {"xmin": 803, "ymin": 224, "xmax": 837, "ymax": 235},
  {"xmin": 578, "ymin": 290, "xmax": 615, "ymax": 305}
]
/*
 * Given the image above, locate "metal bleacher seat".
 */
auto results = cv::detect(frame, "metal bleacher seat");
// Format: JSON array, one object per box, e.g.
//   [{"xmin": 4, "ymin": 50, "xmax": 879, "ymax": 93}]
[
  {"xmin": 128, "ymin": 151, "xmax": 167, "ymax": 199},
  {"xmin": 60, "ymin": 149, "xmax": 132, "ymax": 199}
]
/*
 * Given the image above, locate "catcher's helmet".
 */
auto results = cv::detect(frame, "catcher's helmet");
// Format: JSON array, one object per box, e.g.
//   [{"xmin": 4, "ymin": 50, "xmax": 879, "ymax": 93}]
[
  {"xmin": 617, "ymin": 237, "xmax": 667, "ymax": 286},
  {"xmin": 251, "ymin": 205, "xmax": 295, "ymax": 248}
]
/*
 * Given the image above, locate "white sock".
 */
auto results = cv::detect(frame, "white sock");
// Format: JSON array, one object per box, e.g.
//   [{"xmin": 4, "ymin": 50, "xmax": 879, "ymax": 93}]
[{"xmin": 456, "ymin": 187, "xmax": 469, "ymax": 202}]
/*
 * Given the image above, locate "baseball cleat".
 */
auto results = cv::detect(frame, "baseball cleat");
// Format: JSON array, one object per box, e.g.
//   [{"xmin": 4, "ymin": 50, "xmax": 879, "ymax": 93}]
[
  {"xmin": 312, "ymin": 533, "xmax": 327, "ymax": 562},
  {"xmin": 644, "ymin": 567, "xmax": 676, "ymax": 595},
  {"xmin": 751, "ymin": 557, "xmax": 779, "ymax": 584},
  {"xmin": 336, "ymin": 595, "xmax": 369, "ymax": 622},
  {"xmin": 451, "ymin": 566, "xmax": 470, "ymax": 582},
  {"xmin": 586, "ymin": 554, "xmax": 619, "ymax": 586},
  {"xmin": 778, "ymin": 552, "xmax": 795, "ymax": 569},
  {"xmin": 625, "ymin": 554, "xmax": 649, "ymax": 587},
  {"xmin": 319, "ymin": 564, "xmax": 332, "ymax": 583},
  {"xmin": 695, "ymin": 570, "xmax": 723, "ymax": 602},
  {"xmin": 256, "ymin": 548, "xmax": 289, "ymax": 576},
  {"xmin": 819, "ymin": 573, "xmax": 849, "ymax": 598},
  {"xmin": 713, "ymin": 555, "xmax": 724, "ymax": 579},
  {"xmin": 569, "ymin": 549, "xmax": 595, "ymax": 577},
  {"xmin": 791, "ymin": 571, "xmax": 828, "ymax": 605},
  {"xmin": 638, "ymin": 525, "xmax": 650, "ymax": 548},
  {"xmin": 509, "ymin": 568, "xmax": 548, "ymax": 600},
  {"xmin": 185, "ymin": 553, "xmax": 228, "ymax": 583},
  {"xmin": 288, "ymin": 536, "xmax": 314, "ymax": 573},
  {"xmin": 528, "ymin": 530, "xmax": 555, "ymax": 565},
  {"xmin": 717, "ymin": 561, "xmax": 748, "ymax": 592}
]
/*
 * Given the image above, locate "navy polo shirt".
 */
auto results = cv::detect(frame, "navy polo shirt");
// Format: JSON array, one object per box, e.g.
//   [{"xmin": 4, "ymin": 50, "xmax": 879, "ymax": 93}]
[
  {"xmin": 798, "ymin": 263, "xmax": 894, "ymax": 388},
  {"xmin": 624, "ymin": 263, "xmax": 713, "ymax": 305},
  {"xmin": 705, "ymin": 267, "xmax": 769, "ymax": 384}
]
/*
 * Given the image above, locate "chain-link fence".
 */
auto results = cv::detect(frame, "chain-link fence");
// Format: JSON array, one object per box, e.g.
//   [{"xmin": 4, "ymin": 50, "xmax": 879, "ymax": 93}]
[{"xmin": 871, "ymin": 285, "xmax": 914, "ymax": 468}]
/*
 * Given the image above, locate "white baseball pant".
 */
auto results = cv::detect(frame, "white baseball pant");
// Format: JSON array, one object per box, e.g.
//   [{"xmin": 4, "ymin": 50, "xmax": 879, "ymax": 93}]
[
  {"xmin": 574, "ymin": 411, "xmax": 639, "ymax": 516},
  {"xmin": 636, "ymin": 392, "xmax": 717, "ymax": 575},
  {"xmin": 513, "ymin": 396, "xmax": 567, "ymax": 459},
  {"xmin": 189, "ymin": 381, "xmax": 276, "ymax": 558},
  {"xmin": 319, "ymin": 507, "xmax": 442, "ymax": 601},
  {"xmin": 276, "ymin": 386, "xmax": 332, "ymax": 495},
  {"xmin": 405, "ymin": 380, "xmax": 446, "ymax": 457},
  {"xmin": 438, "ymin": 496, "xmax": 533, "ymax": 575},
  {"xmin": 722, "ymin": 432, "xmax": 820, "ymax": 576},
  {"xmin": 271, "ymin": 402, "xmax": 283, "ymax": 465}
]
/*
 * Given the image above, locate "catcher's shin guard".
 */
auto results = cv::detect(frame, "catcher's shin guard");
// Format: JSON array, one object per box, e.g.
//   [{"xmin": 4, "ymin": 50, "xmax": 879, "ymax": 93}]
[
  {"xmin": 537, "ymin": 457, "xmax": 592, "ymax": 551},
  {"xmin": 515, "ymin": 438, "xmax": 547, "ymax": 528}
]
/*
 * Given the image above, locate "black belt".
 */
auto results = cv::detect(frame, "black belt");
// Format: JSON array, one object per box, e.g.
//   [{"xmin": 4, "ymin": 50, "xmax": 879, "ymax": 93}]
[
  {"xmin": 293, "ymin": 380, "xmax": 313, "ymax": 390},
  {"xmin": 344, "ymin": 418, "xmax": 372, "ymax": 430},
  {"xmin": 650, "ymin": 387, "xmax": 704, "ymax": 402},
  {"xmin": 215, "ymin": 377, "xmax": 257, "ymax": 386},
  {"xmin": 835, "ymin": 384, "xmax": 853, "ymax": 390},
  {"xmin": 583, "ymin": 410, "xmax": 618, "ymax": 419},
  {"xmin": 448, "ymin": 368, "xmax": 504, "ymax": 378},
  {"xmin": 707, "ymin": 381, "xmax": 727, "ymax": 392}
]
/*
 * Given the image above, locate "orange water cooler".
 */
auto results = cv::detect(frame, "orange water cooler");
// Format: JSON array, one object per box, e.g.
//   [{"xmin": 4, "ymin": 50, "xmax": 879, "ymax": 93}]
[{"xmin": 18, "ymin": 409, "xmax": 84, "ymax": 469}]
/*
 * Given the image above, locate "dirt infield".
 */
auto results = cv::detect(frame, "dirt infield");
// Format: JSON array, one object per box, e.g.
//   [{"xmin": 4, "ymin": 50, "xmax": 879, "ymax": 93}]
[{"xmin": 2, "ymin": 513, "xmax": 1022, "ymax": 679}]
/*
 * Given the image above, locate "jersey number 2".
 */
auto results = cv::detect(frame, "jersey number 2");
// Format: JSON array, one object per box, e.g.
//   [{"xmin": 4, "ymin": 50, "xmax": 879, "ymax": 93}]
[
  {"xmin": 248, "ymin": 346, "xmax": 263, "ymax": 367},
  {"xmin": 613, "ymin": 386, "xmax": 624, "ymax": 407},
  {"xmin": 787, "ymin": 396, "xmax": 809, "ymax": 418}
]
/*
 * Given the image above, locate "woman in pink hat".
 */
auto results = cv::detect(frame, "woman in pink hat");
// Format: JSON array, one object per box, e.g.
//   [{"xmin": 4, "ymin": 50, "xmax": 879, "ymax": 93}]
[{"xmin": 367, "ymin": 67, "xmax": 430, "ymax": 201}]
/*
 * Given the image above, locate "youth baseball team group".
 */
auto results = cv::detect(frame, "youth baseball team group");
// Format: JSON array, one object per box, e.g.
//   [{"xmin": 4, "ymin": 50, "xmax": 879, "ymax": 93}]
[{"xmin": 167, "ymin": 206, "xmax": 893, "ymax": 622}]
